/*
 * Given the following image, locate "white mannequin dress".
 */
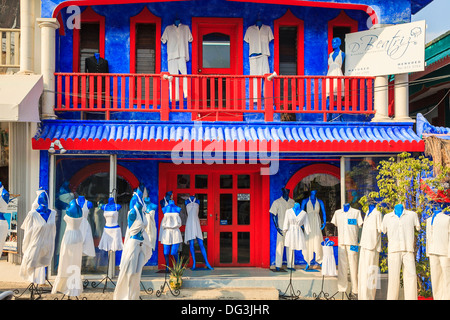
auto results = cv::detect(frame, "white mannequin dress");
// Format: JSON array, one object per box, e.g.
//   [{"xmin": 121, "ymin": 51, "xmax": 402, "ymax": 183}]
[
  {"xmin": 159, "ymin": 206, "xmax": 182, "ymax": 246},
  {"xmin": 144, "ymin": 206, "xmax": 157, "ymax": 252},
  {"xmin": 184, "ymin": 197, "xmax": 203, "ymax": 244},
  {"xmin": 98, "ymin": 204, "xmax": 123, "ymax": 252},
  {"xmin": 326, "ymin": 50, "xmax": 345, "ymax": 97},
  {"xmin": 321, "ymin": 239, "xmax": 337, "ymax": 276},
  {"xmin": 304, "ymin": 198, "xmax": 324, "ymax": 264},
  {"xmin": 282, "ymin": 208, "xmax": 311, "ymax": 251},
  {"xmin": 77, "ymin": 199, "xmax": 96, "ymax": 257},
  {"xmin": 52, "ymin": 215, "xmax": 84, "ymax": 297}
]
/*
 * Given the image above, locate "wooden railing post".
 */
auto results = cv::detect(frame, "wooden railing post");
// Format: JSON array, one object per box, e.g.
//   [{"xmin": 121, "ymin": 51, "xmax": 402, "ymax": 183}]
[
  {"xmin": 264, "ymin": 72, "xmax": 276, "ymax": 122},
  {"xmin": 160, "ymin": 72, "xmax": 172, "ymax": 121}
]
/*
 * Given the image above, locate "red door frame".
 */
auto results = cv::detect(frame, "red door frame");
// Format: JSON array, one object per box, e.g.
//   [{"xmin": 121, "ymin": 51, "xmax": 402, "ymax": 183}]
[{"xmin": 158, "ymin": 163, "xmax": 270, "ymax": 268}]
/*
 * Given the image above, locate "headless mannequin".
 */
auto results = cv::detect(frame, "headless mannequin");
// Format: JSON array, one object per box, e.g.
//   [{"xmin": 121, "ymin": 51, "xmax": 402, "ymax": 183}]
[
  {"xmin": 185, "ymin": 195, "xmax": 213, "ymax": 270},
  {"xmin": 77, "ymin": 196, "xmax": 93, "ymax": 210},
  {"xmin": 94, "ymin": 53, "xmax": 100, "ymax": 63},
  {"xmin": 301, "ymin": 190, "xmax": 326, "ymax": 271},
  {"xmin": 431, "ymin": 206, "xmax": 442, "ymax": 225},
  {"xmin": 271, "ymin": 188, "xmax": 290, "ymax": 236},
  {"xmin": 36, "ymin": 191, "xmax": 51, "ymax": 222},
  {"xmin": 0, "ymin": 181, "xmax": 10, "ymax": 221},
  {"xmin": 394, "ymin": 204, "xmax": 403, "ymax": 218},
  {"xmin": 144, "ymin": 198, "xmax": 157, "ymax": 212},
  {"xmin": 160, "ymin": 191, "xmax": 173, "ymax": 208},
  {"xmin": 322, "ymin": 237, "xmax": 335, "ymax": 246},
  {"xmin": 331, "ymin": 37, "xmax": 345, "ymax": 62},
  {"xmin": 128, "ymin": 201, "xmax": 144, "ymax": 241},
  {"xmin": 367, "ymin": 204, "xmax": 376, "ymax": 216},
  {"xmin": 343, "ymin": 203, "xmax": 351, "ymax": 212},
  {"xmin": 161, "ymin": 200, "xmax": 181, "ymax": 269},
  {"xmin": 130, "ymin": 187, "xmax": 144, "ymax": 209},
  {"xmin": 66, "ymin": 199, "xmax": 83, "ymax": 218},
  {"xmin": 293, "ymin": 202, "xmax": 301, "ymax": 216},
  {"xmin": 174, "ymin": 18, "xmax": 181, "ymax": 27},
  {"xmin": 102, "ymin": 197, "xmax": 121, "ymax": 212}
]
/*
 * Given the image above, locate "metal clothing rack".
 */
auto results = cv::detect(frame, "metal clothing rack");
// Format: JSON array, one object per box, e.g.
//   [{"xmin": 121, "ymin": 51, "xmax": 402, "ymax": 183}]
[{"xmin": 279, "ymin": 250, "xmax": 301, "ymax": 300}]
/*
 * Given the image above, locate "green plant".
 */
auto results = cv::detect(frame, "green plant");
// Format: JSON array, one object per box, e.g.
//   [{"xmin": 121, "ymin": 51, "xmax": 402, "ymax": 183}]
[
  {"xmin": 359, "ymin": 152, "xmax": 450, "ymax": 298},
  {"xmin": 163, "ymin": 256, "xmax": 190, "ymax": 289}
]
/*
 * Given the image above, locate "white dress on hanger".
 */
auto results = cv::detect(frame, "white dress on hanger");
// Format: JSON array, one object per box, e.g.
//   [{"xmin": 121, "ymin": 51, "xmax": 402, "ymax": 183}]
[
  {"xmin": 114, "ymin": 205, "xmax": 152, "ymax": 300},
  {"xmin": 52, "ymin": 215, "xmax": 84, "ymax": 297},
  {"xmin": 321, "ymin": 239, "xmax": 337, "ymax": 276},
  {"xmin": 144, "ymin": 206, "xmax": 157, "ymax": 252},
  {"xmin": 19, "ymin": 209, "xmax": 57, "ymax": 284},
  {"xmin": 326, "ymin": 50, "xmax": 345, "ymax": 97},
  {"xmin": 184, "ymin": 197, "xmax": 203, "ymax": 244},
  {"xmin": 282, "ymin": 208, "xmax": 311, "ymax": 251},
  {"xmin": 304, "ymin": 198, "xmax": 324, "ymax": 264},
  {"xmin": 98, "ymin": 204, "xmax": 123, "ymax": 252},
  {"xmin": 77, "ymin": 199, "xmax": 96, "ymax": 257}
]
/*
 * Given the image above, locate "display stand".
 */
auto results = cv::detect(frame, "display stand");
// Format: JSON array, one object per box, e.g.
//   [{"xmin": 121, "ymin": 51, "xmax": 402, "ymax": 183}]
[
  {"xmin": 329, "ymin": 290, "xmax": 357, "ymax": 300},
  {"xmin": 54, "ymin": 294, "xmax": 88, "ymax": 300},
  {"xmin": 279, "ymin": 251, "xmax": 301, "ymax": 300},
  {"xmin": 88, "ymin": 250, "xmax": 116, "ymax": 293},
  {"xmin": 313, "ymin": 275, "xmax": 333, "ymax": 300},
  {"xmin": 13, "ymin": 268, "xmax": 52, "ymax": 300}
]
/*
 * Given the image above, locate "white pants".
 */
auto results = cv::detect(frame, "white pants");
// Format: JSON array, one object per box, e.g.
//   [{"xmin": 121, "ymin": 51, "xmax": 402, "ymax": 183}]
[
  {"xmin": 387, "ymin": 251, "xmax": 417, "ymax": 300},
  {"xmin": 275, "ymin": 232, "xmax": 285, "ymax": 268},
  {"xmin": 168, "ymin": 57, "xmax": 188, "ymax": 100},
  {"xmin": 249, "ymin": 55, "xmax": 269, "ymax": 103},
  {"xmin": 337, "ymin": 245, "xmax": 359, "ymax": 293},
  {"xmin": 429, "ymin": 254, "xmax": 450, "ymax": 300},
  {"xmin": 357, "ymin": 248, "xmax": 380, "ymax": 300},
  {"xmin": 286, "ymin": 247, "xmax": 296, "ymax": 269}
]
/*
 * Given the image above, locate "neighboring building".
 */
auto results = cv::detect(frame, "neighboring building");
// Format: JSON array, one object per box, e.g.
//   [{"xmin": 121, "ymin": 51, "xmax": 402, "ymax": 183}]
[{"xmin": 4, "ymin": 0, "xmax": 433, "ymax": 276}]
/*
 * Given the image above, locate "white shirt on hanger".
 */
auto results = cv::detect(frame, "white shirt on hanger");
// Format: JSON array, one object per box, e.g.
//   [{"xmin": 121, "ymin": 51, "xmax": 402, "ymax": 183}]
[
  {"xmin": 244, "ymin": 24, "xmax": 274, "ymax": 57},
  {"xmin": 381, "ymin": 210, "xmax": 420, "ymax": 253},
  {"xmin": 161, "ymin": 23, "xmax": 193, "ymax": 61}
]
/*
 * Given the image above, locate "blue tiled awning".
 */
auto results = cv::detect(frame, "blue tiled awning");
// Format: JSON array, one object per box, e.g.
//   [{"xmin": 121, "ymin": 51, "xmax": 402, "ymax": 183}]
[{"xmin": 32, "ymin": 120, "xmax": 425, "ymax": 153}]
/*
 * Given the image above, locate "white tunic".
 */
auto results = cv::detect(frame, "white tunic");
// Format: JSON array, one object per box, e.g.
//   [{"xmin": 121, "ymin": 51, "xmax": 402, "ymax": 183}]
[
  {"xmin": 114, "ymin": 205, "xmax": 152, "ymax": 300},
  {"xmin": 19, "ymin": 209, "xmax": 56, "ymax": 284},
  {"xmin": 77, "ymin": 199, "xmax": 96, "ymax": 257},
  {"xmin": 331, "ymin": 207, "xmax": 363, "ymax": 246},
  {"xmin": 161, "ymin": 23, "xmax": 193, "ymax": 61},
  {"xmin": 159, "ymin": 210, "xmax": 182, "ymax": 245},
  {"xmin": 184, "ymin": 197, "xmax": 203, "ymax": 243},
  {"xmin": 326, "ymin": 50, "xmax": 345, "ymax": 97},
  {"xmin": 360, "ymin": 208, "xmax": 382, "ymax": 252},
  {"xmin": 98, "ymin": 205, "xmax": 123, "ymax": 252},
  {"xmin": 381, "ymin": 210, "xmax": 420, "ymax": 253},
  {"xmin": 426, "ymin": 212, "xmax": 450, "ymax": 257},
  {"xmin": 269, "ymin": 197, "xmax": 295, "ymax": 233},
  {"xmin": 304, "ymin": 198, "xmax": 324, "ymax": 262},
  {"xmin": 52, "ymin": 215, "xmax": 84, "ymax": 297},
  {"xmin": 282, "ymin": 208, "xmax": 311, "ymax": 251},
  {"xmin": 144, "ymin": 208, "xmax": 157, "ymax": 251},
  {"xmin": 244, "ymin": 24, "xmax": 274, "ymax": 57}
]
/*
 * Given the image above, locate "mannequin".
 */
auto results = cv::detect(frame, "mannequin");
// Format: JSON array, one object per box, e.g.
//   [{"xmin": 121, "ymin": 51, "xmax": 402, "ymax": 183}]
[
  {"xmin": 0, "ymin": 181, "xmax": 10, "ymax": 254},
  {"xmin": 282, "ymin": 202, "xmax": 310, "ymax": 271},
  {"xmin": 114, "ymin": 197, "xmax": 152, "ymax": 300},
  {"xmin": 301, "ymin": 190, "xmax": 326, "ymax": 271},
  {"xmin": 426, "ymin": 204, "xmax": 450, "ymax": 300},
  {"xmin": 269, "ymin": 187, "xmax": 295, "ymax": 271},
  {"xmin": 98, "ymin": 197, "xmax": 123, "ymax": 252},
  {"xmin": 358, "ymin": 202, "xmax": 382, "ymax": 300},
  {"xmin": 52, "ymin": 199, "xmax": 84, "ymax": 297},
  {"xmin": 76, "ymin": 195, "xmax": 96, "ymax": 257},
  {"xmin": 326, "ymin": 37, "xmax": 345, "ymax": 100},
  {"xmin": 381, "ymin": 203, "xmax": 420, "ymax": 300},
  {"xmin": 185, "ymin": 195, "xmax": 213, "ymax": 270},
  {"xmin": 160, "ymin": 191, "xmax": 173, "ymax": 208},
  {"xmin": 144, "ymin": 197, "xmax": 158, "ymax": 253},
  {"xmin": 20, "ymin": 189, "xmax": 57, "ymax": 285},
  {"xmin": 321, "ymin": 237, "xmax": 337, "ymax": 276},
  {"xmin": 159, "ymin": 199, "xmax": 182, "ymax": 269},
  {"xmin": 331, "ymin": 203, "xmax": 363, "ymax": 296},
  {"xmin": 161, "ymin": 19, "xmax": 193, "ymax": 100}
]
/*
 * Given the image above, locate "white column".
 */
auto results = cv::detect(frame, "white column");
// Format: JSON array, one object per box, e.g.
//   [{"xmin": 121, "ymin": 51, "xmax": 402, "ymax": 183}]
[
  {"xmin": 37, "ymin": 18, "xmax": 60, "ymax": 119},
  {"xmin": 19, "ymin": 0, "xmax": 35, "ymax": 73},
  {"xmin": 371, "ymin": 75, "xmax": 391, "ymax": 122},
  {"xmin": 394, "ymin": 73, "xmax": 413, "ymax": 122}
]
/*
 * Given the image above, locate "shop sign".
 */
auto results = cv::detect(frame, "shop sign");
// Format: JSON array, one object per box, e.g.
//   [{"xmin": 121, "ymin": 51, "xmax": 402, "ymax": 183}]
[
  {"xmin": 345, "ymin": 20, "xmax": 426, "ymax": 76},
  {"xmin": 237, "ymin": 193, "xmax": 250, "ymax": 201}
]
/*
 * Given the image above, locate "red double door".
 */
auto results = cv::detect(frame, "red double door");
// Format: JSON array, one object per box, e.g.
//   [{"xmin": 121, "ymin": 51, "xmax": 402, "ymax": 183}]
[{"xmin": 158, "ymin": 164, "xmax": 270, "ymax": 268}]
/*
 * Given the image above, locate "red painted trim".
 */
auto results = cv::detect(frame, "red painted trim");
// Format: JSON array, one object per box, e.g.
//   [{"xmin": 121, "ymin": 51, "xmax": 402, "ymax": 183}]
[
  {"xmin": 72, "ymin": 7, "xmax": 106, "ymax": 72},
  {"xmin": 274, "ymin": 9, "xmax": 304, "ymax": 75},
  {"xmin": 68, "ymin": 162, "xmax": 140, "ymax": 192},
  {"xmin": 32, "ymin": 138, "xmax": 426, "ymax": 153},
  {"xmin": 327, "ymin": 10, "xmax": 358, "ymax": 55},
  {"xmin": 284, "ymin": 163, "xmax": 340, "ymax": 198},
  {"xmin": 129, "ymin": 7, "xmax": 161, "ymax": 74}
]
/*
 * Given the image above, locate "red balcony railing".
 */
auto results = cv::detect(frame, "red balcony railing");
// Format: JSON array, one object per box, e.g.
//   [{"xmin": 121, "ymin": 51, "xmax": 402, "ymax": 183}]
[{"xmin": 54, "ymin": 72, "xmax": 374, "ymax": 121}]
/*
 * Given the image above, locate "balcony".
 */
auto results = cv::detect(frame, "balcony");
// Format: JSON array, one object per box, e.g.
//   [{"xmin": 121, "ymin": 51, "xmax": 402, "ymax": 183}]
[
  {"xmin": 54, "ymin": 72, "xmax": 374, "ymax": 121},
  {"xmin": 0, "ymin": 28, "xmax": 20, "ymax": 72}
]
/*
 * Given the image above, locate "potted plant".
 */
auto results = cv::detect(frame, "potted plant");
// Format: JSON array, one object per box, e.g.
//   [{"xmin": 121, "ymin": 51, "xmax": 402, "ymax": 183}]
[
  {"xmin": 359, "ymin": 152, "xmax": 449, "ymax": 300},
  {"xmin": 164, "ymin": 256, "xmax": 190, "ymax": 290}
]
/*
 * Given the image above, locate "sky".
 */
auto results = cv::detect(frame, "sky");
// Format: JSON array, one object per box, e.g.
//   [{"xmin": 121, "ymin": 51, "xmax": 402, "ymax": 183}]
[{"xmin": 411, "ymin": 0, "xmax": 450, "ymax": 43}]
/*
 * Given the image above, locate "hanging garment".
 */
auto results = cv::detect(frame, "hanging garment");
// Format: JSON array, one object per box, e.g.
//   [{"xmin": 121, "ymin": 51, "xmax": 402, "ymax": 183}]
[
  {"xmin": 303, "ymin": 198, "xmax": 324, "ymax": 264},
  {"xmin": 52, "ymin": 215, "xmax": 84, "ymax": 297},
  {"xmin": 19, "ymin": 209, "xmax": 56, "ymax": 284},
  {"xmin": 326, "ymin": 50, "xmax": 345, "ymax": 97},
  {"xmin": 321, "ymin": 240, "xmax": 337, "ymax": 277},
  {"xmin": 184, "ymin": 197, "xmax": 203, "ymax": 244},
  {"xmin": 77, "ymin": 199, "xmax": 96, "ymax": 257},
  {"xmin": 161, "ymin": 23, "xmax": 193, "ymax": 62},
  {"xmin": 282, "ymin": 208, "xmax": 311, "ymax": 251},
  {"xmin": 55, "ymin": 192, "xmax": 74, "ymax": 255},
  {"xmin": 98, "ymin": 204, "xmax": 123, "ymax": 252},
  {"xmin": 114, "ymin": 205, "xmax": 152, "ymax": 300},
  {"xmin": 159, "ymin": 207, "xmax": 182, "ymax": 246},
  {"xmin": 144, "ymin": 207, "xmax": 157, "ymax": 252},
  {"xmin": 244, "ymin": 24, "xmax": 274, "ymax": 57}
]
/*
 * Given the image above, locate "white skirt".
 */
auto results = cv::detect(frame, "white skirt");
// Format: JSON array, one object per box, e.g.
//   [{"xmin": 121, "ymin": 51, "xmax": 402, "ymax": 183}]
[
  {"xmin": 321, "ymin": 246, "xmax": 337, "ymax": 276},
  {"xmin": 98, "ymin": 226, "xmax": 123, "ymax": 252}
]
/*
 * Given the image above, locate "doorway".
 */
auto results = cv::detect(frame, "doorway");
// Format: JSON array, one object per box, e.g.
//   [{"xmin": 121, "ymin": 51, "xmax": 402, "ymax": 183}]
[
  {"xmin": 158, "ymin": 164, "xmax": 269, "ymax": 268},
  {"xmin": 191, "ymin": 18, "xmax": 243, "ymax": 121}
]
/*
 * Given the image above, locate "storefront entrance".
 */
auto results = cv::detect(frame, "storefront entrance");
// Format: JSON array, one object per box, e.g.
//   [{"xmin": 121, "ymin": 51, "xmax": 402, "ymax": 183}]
[{"xmin": 159, "ymin": 164, "xmax": 269, "ymax": 268}]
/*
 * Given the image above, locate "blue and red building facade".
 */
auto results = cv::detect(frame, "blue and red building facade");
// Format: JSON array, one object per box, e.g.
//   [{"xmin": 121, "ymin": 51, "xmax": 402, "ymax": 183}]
[{"xmin": 31, "ymin": 0, "xmax": 431, "ymax": 274}]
